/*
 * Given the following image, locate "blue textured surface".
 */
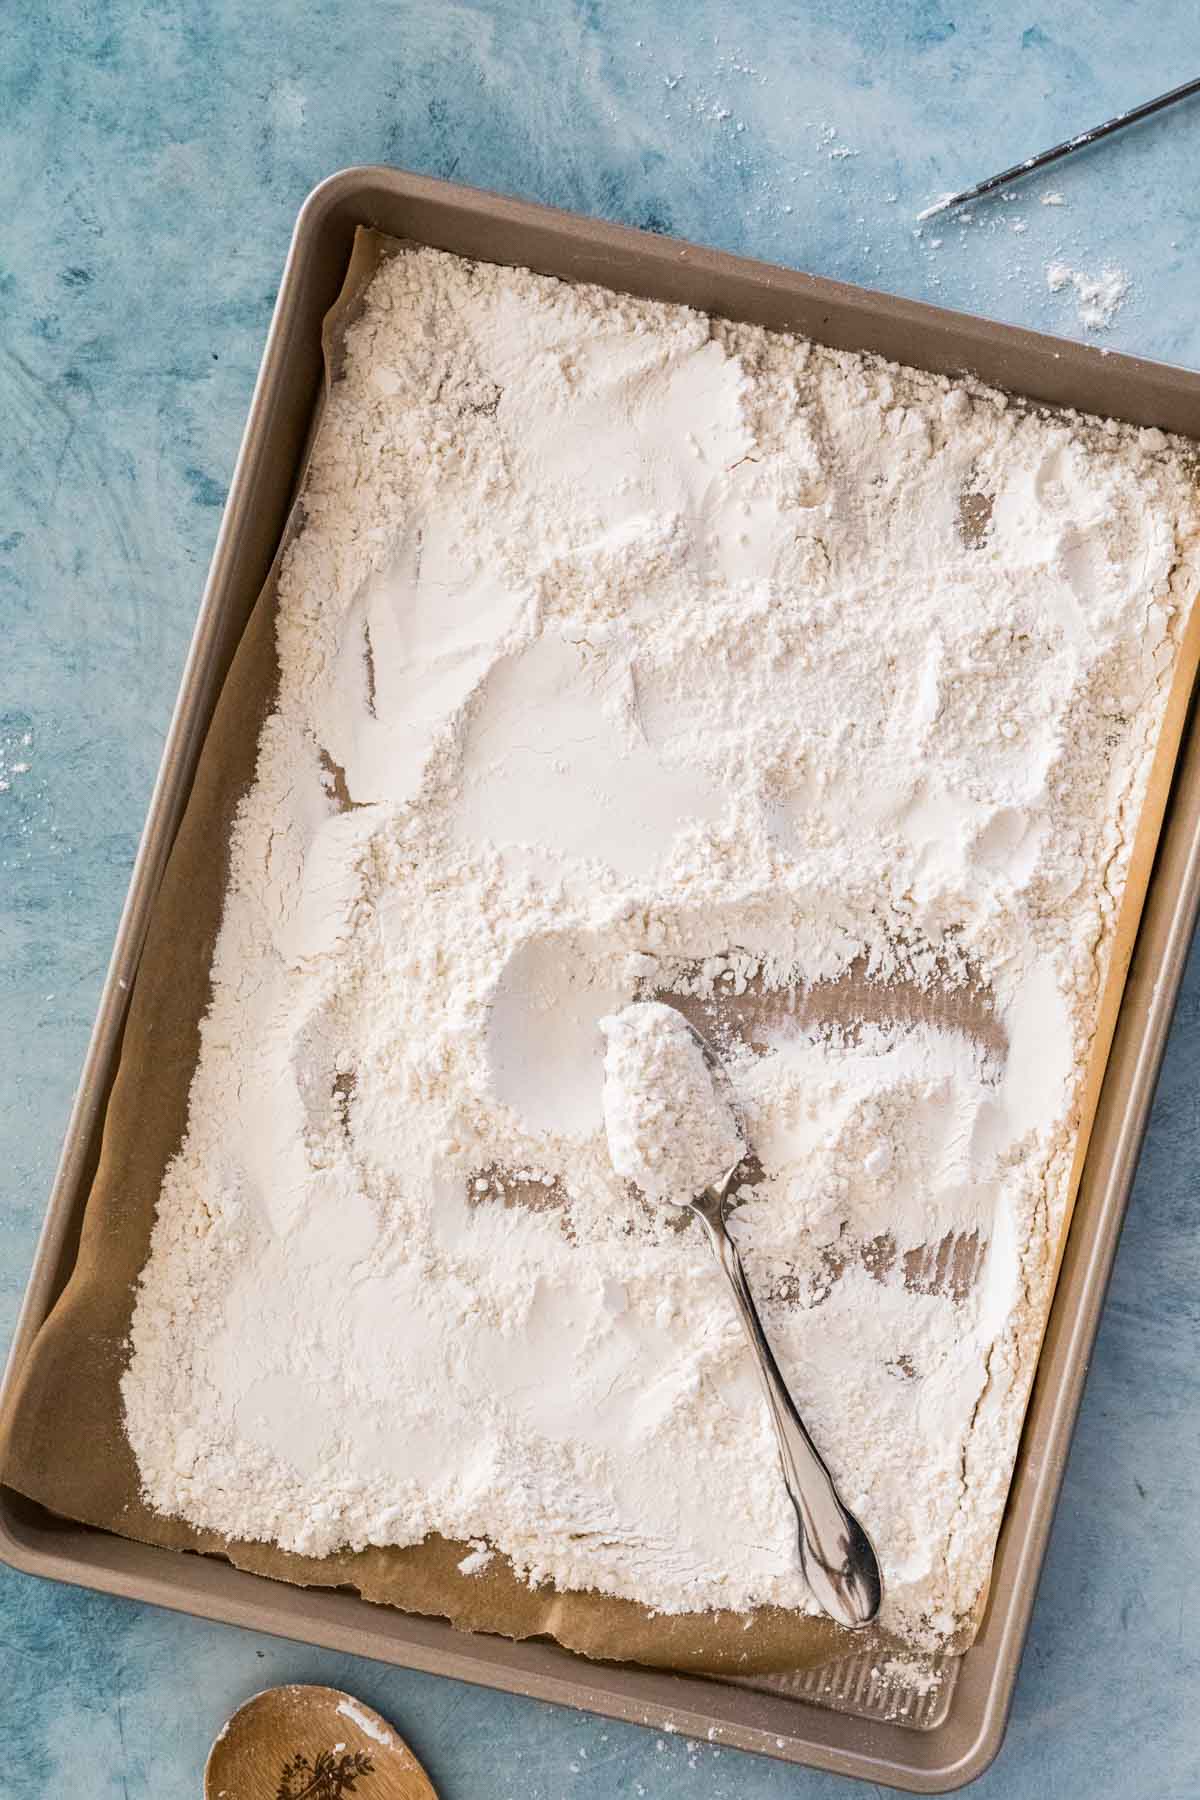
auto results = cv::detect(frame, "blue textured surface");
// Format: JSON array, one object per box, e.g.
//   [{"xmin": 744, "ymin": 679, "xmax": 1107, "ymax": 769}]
[{"xmin": 3, "ymin": 5, "xmax": 1200, "ymax": 1795}]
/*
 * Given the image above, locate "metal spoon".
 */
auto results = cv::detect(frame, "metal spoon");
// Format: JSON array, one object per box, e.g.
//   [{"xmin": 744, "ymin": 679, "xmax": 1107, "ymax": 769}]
[
  {"xmin": 678, "ymin": 1019, "xmax": 883, "ymax": 1630},
  {"xmin": 916, "ymin": 74, "xmax": 1200, "ymax": 220}
]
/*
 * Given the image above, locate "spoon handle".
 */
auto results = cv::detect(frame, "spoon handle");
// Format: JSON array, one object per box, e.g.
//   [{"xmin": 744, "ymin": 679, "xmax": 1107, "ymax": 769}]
[{"xmin": 692, "ymin": 1195, "xmax": 883, "ymax": 1629}]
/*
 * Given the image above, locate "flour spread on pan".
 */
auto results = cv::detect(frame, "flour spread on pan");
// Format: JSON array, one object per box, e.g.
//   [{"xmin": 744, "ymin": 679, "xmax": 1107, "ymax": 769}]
[{"xmin": 121, "ymin": 246, "xmax": 1200, "ymax": 1647}]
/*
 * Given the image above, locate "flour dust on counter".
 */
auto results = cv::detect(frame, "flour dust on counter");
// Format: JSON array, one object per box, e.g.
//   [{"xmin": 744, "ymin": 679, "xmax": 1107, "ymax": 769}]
[
  {"xmin": 121, "ymin": 243, "xmax": 1200, "ymax": 1651},
  {"xmin": 1046, "ymin": 258, "xmax": 1131, "ymax": 332}
]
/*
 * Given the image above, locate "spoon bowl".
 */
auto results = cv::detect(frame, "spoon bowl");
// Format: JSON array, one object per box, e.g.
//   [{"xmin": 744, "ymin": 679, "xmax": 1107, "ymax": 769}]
[{"xmin": 205, "ymin": 1684, "xmax": 438, "ymax": 1800}]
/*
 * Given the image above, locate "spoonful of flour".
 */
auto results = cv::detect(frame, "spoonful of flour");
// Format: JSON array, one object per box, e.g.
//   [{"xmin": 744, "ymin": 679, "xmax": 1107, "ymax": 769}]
[
  {"xmin": 600, "ymin": 1002, "xmax": 745, "ymax": 1202},
  {"xmin": 599, "ymin": 1000, "xmax": 884, "ymax": 1626}
]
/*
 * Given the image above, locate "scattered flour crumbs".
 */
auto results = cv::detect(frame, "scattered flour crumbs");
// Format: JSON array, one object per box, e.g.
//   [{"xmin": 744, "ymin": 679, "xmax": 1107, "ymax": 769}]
[
  {"xmin": 122, "ymin": 245, "xmax": 1200, "ymax": 1650},
  {"xmin": 1046, "ymin": 259, "xmax": 1130, "ymax": 333}
]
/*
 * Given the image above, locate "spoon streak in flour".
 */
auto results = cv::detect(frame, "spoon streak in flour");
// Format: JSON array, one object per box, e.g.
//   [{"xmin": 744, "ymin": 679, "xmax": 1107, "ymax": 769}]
[{"xmin": 687, "ymin": 1179, "xmax": 883, "ymax": 1629}]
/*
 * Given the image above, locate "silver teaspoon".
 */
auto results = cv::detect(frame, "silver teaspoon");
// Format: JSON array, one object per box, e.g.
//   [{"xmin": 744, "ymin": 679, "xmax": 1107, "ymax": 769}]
[{"xmin": 680, "ymin": 1020, "xmax": 883, "ymax": 1630}]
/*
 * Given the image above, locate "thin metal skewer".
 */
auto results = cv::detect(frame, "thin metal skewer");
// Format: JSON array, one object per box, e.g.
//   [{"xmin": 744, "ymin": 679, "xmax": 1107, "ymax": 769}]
[{"xmin": 916, "ymin": 75, "xmax": 1200, "ymax": 221}]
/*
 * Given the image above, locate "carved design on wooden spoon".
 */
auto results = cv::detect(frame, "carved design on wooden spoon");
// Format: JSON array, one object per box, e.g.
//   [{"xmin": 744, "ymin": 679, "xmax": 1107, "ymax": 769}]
[{"xmin": 205, "ymin": 1685, "xmax": 437, "ymax": 1800}]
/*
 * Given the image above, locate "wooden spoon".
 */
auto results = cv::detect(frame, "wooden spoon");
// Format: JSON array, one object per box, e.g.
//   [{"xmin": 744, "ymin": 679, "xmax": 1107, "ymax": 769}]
[{"xmin": 204, "ymin": 1684, "xmax": 438, "ymax": 1800}]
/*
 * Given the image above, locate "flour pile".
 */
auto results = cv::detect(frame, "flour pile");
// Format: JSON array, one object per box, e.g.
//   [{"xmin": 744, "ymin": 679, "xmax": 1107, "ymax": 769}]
[
  {"xmin": 601, "ymin": 1002, "xmax": 743, "ymax": 1202},
  {"xmin": 122, "ymin": 245, "xmax": 1200, "ymax": 1647}
]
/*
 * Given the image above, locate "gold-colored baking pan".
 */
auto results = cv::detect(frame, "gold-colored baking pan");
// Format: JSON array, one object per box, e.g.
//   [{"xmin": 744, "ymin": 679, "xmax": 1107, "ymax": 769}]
[{"xmin": 3, "ymin": 167, "xmax": 1198, "ymax": 1791}]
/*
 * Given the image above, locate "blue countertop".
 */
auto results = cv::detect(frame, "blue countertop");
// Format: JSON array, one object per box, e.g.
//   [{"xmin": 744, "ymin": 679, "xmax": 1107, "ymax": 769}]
[{"xmin": 3, "ymin": 4, "xmax": 1200, "ymax": 1794}]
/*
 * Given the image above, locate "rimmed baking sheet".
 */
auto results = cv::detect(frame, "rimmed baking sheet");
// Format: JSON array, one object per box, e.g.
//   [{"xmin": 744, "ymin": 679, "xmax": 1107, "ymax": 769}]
[{"xmin": 3, "ymin": 168, "xmax": 1199, "ymax": 1791}]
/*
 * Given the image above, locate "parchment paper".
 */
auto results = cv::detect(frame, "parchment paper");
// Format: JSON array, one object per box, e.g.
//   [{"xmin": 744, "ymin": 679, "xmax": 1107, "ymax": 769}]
[{"xmin": 3, "ymin": 229, "xmax": 1198, "ymax": 1677}]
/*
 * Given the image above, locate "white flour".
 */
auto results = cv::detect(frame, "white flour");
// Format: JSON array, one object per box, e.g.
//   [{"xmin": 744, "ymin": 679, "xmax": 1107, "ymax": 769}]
[
  {"xmin": 1046, "ymin": 259, "xmax": 1130, "ymax": 332},
  {"xmin": 601, "ymin": 1002, "xmax": 743, "ymax": 1203},
  {"xmin": 122, "ymin": 245, "xmax": 1200, "ymax": 1646}
]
